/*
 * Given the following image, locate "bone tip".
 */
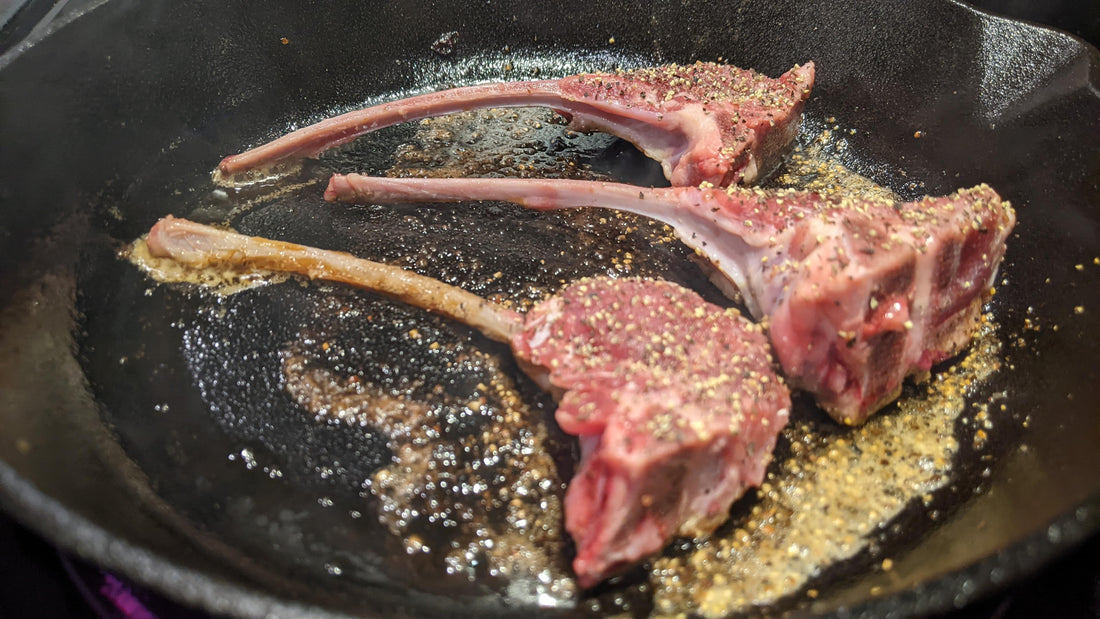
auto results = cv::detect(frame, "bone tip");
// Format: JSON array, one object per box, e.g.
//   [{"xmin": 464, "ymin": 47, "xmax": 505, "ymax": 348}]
[
  {"xmin": 324, "ymin": 174, "xmax": 345, "ymax": 202},
  {"xmin": 573, "ymin": 565, "xmax": 599, "ymax": 590},
  {"xmin": 211, "ymin": 158, "xmax": 241, "ymax": 187},
  {"xmin": 150, "ymin": 214, "xmax": 179, "ymax": 232},
  {"xmin": 146, "ymin": 216, "xmax": 179, "ymax": 257},
  {"xmin": 216, "ymin": 156, "xmax": 238, "ymax": 174}
]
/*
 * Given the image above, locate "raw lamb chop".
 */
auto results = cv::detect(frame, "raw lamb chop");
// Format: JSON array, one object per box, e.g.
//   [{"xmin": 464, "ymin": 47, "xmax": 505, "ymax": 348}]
[
  {"xmin": 324, "ymin": 175, "xmax": 1016, "ymax": 425},
  {"xmin": 216, "ymin": 61, "xmax": 815, "ymax": 187},
  {"xmin": 144, "ymin": 216, "xmax": 791, "ymax": 587}
]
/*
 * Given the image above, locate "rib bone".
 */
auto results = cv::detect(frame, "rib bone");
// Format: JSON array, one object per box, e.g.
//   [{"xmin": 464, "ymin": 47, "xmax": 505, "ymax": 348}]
[
  {"xmin": 144, "ymin": 216, "xmax": 791, "ymax": 587},
  {"xmin": 217, "ymin": 62, "xmax": 814, "ymax": 187},
  {"xmin": 325, "ymin": 174, "xmax": 1016, "ymax": 424}
]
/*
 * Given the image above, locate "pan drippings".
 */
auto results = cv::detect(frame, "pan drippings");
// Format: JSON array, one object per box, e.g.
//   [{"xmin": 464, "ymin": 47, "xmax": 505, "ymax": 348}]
[
  {"xmin": 127, "ymin": 236, "xmax": 289, "ymax": 294},
  {"xmin": 387, "ymin": 108, "xmax": 619, "ymax": 181},
  {"xmin": 166, "ymin": 280, "xmax": 577, "ymax": 601},
  {"xmin": 649, "ymin": 314, "xmax": 1003, "ymax": 616},
  {"xmin": 281, "ymin": 337, "xmax": 575, "ymax": 602},
  {"xmin": 131, "ymin": 98, "xmax": 1013, "ymax": 614}
]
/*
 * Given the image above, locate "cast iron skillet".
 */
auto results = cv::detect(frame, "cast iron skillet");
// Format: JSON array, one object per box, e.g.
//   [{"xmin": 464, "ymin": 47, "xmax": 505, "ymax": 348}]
[{"xmin": 0, "ymin": 0, "xmax": 1097, "ymax": 616}]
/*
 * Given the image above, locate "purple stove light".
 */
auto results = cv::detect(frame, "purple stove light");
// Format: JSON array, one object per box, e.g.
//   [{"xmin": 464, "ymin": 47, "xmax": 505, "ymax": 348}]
[
  {"xmin": 58, "ymin": 551, "xmax": 215, "ymax": 619},
  {"xmin": 99, "ymin": 574, "xmax": 157, "ymax": 619}
]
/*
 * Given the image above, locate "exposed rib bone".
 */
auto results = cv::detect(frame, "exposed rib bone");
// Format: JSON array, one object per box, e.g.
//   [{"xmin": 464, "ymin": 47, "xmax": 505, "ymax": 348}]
[
  {"xmin": 217, "ymin": 62, "xmax": 814, "ymax": 187},
  {"xmin": 143, "ymin": 216, "xmax": 790, "ymax": 588},
  {"xmin": 146, "ymin": 216, "xmax": 522, "ymax": 342},
  {"xmin": 325, "ymin": 174, "xmax": 1015, "ymax": 424}
]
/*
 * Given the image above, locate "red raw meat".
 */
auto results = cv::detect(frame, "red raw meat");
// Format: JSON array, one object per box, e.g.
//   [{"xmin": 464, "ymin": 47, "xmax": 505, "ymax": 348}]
[
  {"xmin": 217, "ymin": 61, "xmax": 814, "ymax": 187},
  {"xmin": 325, "ymin": 175, "xmax": 1016, "ymax": 424},
  {"xmin": 144, "ymin": 217, "xmax": 791, "ymax": 586}
]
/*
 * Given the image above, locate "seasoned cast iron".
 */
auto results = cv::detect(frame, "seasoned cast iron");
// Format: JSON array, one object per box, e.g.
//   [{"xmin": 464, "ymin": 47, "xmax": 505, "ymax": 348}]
[{"xmin": 0, "ymin": 0, "xmax": 1097, "ymax": 616}]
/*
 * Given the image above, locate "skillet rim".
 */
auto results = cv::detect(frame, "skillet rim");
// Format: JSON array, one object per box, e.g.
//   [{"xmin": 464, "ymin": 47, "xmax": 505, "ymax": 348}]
[
  {"xmin": 2, "ymin": 456, "xmax": 1096, "ymax": 618},
  {"xmin": 0, "ymin": 0, "xmax": 1097, "ymax": 616}
]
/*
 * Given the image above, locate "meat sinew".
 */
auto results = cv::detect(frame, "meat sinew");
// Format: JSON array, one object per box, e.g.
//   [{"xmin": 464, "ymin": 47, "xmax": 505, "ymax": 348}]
[
  {"xmin": 325, "ymin": 176, "xmax": 1016, "ymax": 425},
  {"xmin": 217, "ymin": 61, "xmax": 815, "ymax": 187},
  {"xmin": 144, "ymin": 216, "xmax": 791, "ymax": 587}
]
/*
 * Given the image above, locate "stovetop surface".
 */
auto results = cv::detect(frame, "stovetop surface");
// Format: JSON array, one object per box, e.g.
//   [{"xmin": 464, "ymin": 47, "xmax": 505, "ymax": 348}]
[{"xmin": 0, "ymin": 510, "xmax": 1095, "ymax": 618}]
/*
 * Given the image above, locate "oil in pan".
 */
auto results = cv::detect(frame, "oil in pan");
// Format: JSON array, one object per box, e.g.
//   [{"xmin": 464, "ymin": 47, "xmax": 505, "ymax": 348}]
[{"xmin": 87, "ymin": 51, "xmax": 1020, "ymax": 616}]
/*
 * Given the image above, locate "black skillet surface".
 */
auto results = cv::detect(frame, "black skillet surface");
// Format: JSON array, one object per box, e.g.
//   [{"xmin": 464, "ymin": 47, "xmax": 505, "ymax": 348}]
[{"xmin": 0, "ymin": 0, "xmax": 1097, "ymax": 617}]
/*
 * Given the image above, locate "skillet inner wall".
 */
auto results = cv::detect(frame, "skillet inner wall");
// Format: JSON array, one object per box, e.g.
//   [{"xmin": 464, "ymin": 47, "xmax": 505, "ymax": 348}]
[{"xmin": 0, "ymin": 0, "xmax": 1097, "ymax": 616}]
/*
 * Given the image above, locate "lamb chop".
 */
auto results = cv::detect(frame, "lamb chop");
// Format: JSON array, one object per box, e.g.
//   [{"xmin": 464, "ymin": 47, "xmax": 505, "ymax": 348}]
[
  {"xmin": 324, "ymin": 175, "xmax": 1016, "ymax": 425},
  {"xmin": 144, "ymin": 216, "xmax": 792, "ymax": 587},
  {"xmin": 216, "ymin": 61, "xmax": 815, "ymax": 187}
]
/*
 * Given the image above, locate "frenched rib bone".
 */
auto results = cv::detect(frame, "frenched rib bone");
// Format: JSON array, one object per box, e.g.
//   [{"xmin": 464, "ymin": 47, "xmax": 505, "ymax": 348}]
[
  {"xmin": 217, "ymin": 61, "xmax": 815, "ymax": 187},
  {"xmin": 145, "ymin": 216, "xmax": 522, "ymax": 341},
  {"xmin": 325, "ymin": 175, "xmax": 1016, "ymax": 424},
  {"xmin": 144, "ymin": 216, "xmax": 791, "ymax": 587}
]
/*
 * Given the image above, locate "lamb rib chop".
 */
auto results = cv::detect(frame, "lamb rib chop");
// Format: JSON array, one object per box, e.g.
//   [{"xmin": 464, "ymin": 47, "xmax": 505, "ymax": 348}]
[
  {"xmin": 217, "ymin": 61, "xmax": 815, "ymax": 187},
  {"xmin": 144, "ymin": 216, "xmax": 791, "ymax": 588},
  {"xmin": 325, "ymin": 175, "xmax": 1016, "ymax": 425}
]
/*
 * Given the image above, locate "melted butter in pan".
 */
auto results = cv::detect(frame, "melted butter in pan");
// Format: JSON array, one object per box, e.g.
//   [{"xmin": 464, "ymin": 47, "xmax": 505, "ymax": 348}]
[
  {"xmin": 650, "ymin": 314, "xmax": 1002, "ymax": 616},
  {"xmin": 161, "ymin": 105, "xmax": 1011, "ymax": 611},
  {"xmin": 281, "ymin": 337, "xmax": 575, "ymax": 601},
  {"xmin": 771, "ymin": 131, "xmax": 898, "ymax": 201},
  {"xmin": 126, "ymin": 236, "xmax": 288, "ymax": 294},
  {"xmin": 173, "ymin": 281, "xmax": 576, "ymax": 603}
]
